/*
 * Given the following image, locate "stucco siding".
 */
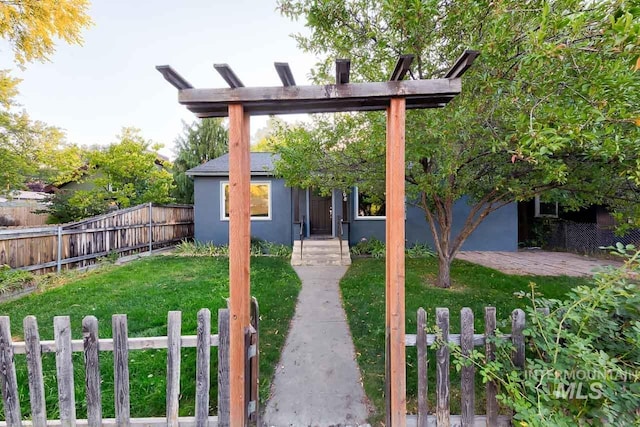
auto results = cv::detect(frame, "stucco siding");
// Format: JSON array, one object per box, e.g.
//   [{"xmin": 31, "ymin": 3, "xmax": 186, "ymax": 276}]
[
  {"xmin": 193, "ymin": 176, "xmax": 292, "ymax": 245},
  {"xmin": 348, "ymin": 196, "xmax": 518, "ymax": 251}
]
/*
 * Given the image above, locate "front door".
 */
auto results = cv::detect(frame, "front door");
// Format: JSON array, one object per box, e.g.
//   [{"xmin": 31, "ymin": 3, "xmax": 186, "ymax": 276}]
[{"xmin": 309, "ymin": 190, "xmax": 332, "ymax": 235}]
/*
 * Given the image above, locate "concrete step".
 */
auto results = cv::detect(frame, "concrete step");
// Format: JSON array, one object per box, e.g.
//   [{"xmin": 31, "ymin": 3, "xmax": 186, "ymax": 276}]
[{"xmin": 291, "ymin": 239, "xmax": 351, "ymax": 266}]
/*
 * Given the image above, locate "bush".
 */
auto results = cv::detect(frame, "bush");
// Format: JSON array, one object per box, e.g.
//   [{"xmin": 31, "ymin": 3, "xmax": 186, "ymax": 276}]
[
  {"xmin": 450, "ymin": 244, "xmax": 640, "ymax": 426},
  {"xmin": 350, "ymin": 237, "xmax": 386, "ymax": 258},
  {"xmin": 0, "ymin": 265, "xmax": 34, "ymax": 294},
  {"xmin": 175, "ymin": 239, "xmax": 292, "ymax": 258},
  {"xmin": 351, "ymin": 237, "xmax": 436, "ymax": 259}
]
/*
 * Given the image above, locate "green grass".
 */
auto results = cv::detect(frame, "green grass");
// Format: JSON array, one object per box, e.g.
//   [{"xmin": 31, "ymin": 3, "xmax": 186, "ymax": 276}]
[
  {"xmin": 0, "ymin": 256, "xmax": 301, "ymax": 420},
  {"xmin": 340, "ymin": 257, "xmax": 591, "ymax": 424}
]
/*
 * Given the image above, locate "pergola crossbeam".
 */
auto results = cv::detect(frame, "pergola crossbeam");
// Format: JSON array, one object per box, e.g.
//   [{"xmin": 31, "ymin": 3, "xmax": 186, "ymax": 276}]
[
  {"xmin": 389, "ymin": 54, "xmax": 414, "ymax": 81},
  {"xmin": 176, "ymin": 78, "xmax": 460, "ymax": 117},
  {"xmin": 274, "ymin": 62, "xmax": 296, "ymax": 87},
  {"xmin": 444, "ymin": 50, "xmax": 480, "ymax": 78},
  {"xmin": 155, "ymin": 65, "xmax": 193, "ymax": 90},
  {"xmin": 214, "ymin": 64, "xmax": 245, "ymax": 88},
  {"xmin": 335, "ymin": 59, "xmax": 351, "ymax": 84}
]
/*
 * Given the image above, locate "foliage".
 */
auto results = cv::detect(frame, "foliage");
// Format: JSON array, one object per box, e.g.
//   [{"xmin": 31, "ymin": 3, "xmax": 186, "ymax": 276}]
[
  {"xmin": 175, "ymin": 238, "xmax": 293, "ymax": 258},
  {"xmin": 445, "ymin": 245, "xmax": 640, "ymax": 426},
  {"xmin": 0, "ymin": 256, "xmax": 301, "ymax": 418},
  {"xmin": 88, "ymin": 128, "xmax": 174, "ymax": 208},
  {"xmin": 40, "ymin": 128, "xmax": 174, "ymax": 222},
  {"xmin": 406, "ymin": 242, "xmax": 437, "ymax": 258},
  {"xmin": 175, "ymin": 240, "xmax": 230, "ymax": 257},
  {"xmin": 340, "ymin": 257, "xmax": 589, "ymax": 423},
  {"xmin": 0, "ymin": 0, "xmax": 92, "ymax": 193},
  {"xmin": 0, "ymin": 0, "xmax": 92, "ymax": 67},
  {"xmin": 0, "ymin": 103, "xmax": 83, "ymax": 193},
  {"xmin": 350, "ymin": 237, "xmax": 386, "ymax": 258},
  {"xmin": 0, "ymin": 265, "xmax": 34, "ymax": 294},
  {"xmin": 350, "ymin": 237, "xmax": 436, "ymax": 258},
  {"xmin": 251, "ymin": 117, "xmax": 288, "ymax": 152},
  {"xmin": 276, "ymin": 0, "xmax": 640, "ymax": 288},
  {"xmin": 172, "ymin": 119, "xmax": 228, "ymax": 203},
  {"xmin": 43, "ymin": 190, "xmax": 111, "ymax": 223}
]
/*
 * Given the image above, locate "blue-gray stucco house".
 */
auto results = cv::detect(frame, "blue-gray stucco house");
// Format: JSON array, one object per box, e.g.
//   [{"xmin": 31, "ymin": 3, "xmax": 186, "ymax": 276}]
[{"xmin": 186, "ymin": 152, "xmax": 518, "ymax": 250}]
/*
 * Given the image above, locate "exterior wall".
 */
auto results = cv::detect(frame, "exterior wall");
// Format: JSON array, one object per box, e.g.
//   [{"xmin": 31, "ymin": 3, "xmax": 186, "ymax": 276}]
[
  {"xmin": 193, "ymin": 176, "xmax": 292, "ymax": 246},
  {"xmin": 348, "ymin": 195, "xmax": 518, "ymax": 251}
]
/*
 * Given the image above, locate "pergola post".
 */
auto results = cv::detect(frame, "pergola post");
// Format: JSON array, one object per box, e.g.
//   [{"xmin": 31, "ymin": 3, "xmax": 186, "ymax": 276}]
[
  {"xmin": 385, "ymin": 97, "xmax": 406, "ymax": 426},
  {"xmin": 228, "ymin": 103, "xmax": 251, "ymax": 426}
]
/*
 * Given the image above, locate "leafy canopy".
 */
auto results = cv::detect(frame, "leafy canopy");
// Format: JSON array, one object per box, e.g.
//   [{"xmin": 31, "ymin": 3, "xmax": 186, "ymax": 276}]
[
  {"xmin": 0, "ymin": 0, "xmax": 92, "ymax": 66},
  {"xmin": 275, "ymin": 0, "xmax": 640, "ymax": 287},
  {"xmin": 172, "ymin": 118, "xmax": 228, "ymax": 204}
]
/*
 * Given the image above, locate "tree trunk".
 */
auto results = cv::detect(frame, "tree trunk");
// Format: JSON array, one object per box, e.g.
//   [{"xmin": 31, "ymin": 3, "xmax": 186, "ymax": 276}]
[{"xmin": 437, "ymin": 253, "xmax": 452, "ymax": 288}]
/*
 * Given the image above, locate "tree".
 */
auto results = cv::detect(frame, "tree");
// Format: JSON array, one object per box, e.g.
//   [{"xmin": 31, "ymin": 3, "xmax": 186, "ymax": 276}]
[
  {"xmin": 0, "ymin": 0, "xmax": 92, "ymax": 67},
  {"xmin": 89, "ymin": 128, "xmax": 175, "ymax": 208},
  {"xmin": 0, "ymin": 0, "xmax": 92, "ymax": 193},
  {"xmin": 45, "ymin": 128, "xmax": 175, "ymax": 223},
  {"xmin": 276, "ymin": 0, "xmax": 640, "ymax": 287},
  {"xmin": 172, "ymin": 118, "xmax": 228, "ymax": 203},
  {"xmin": 252, "ymin": 117, "xmax": 288, "ymax": 152}
]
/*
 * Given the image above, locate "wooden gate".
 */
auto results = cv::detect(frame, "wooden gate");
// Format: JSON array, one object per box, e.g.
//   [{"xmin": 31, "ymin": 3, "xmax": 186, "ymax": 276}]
[{"xmin": 0, "ymin": 299, "xmax": 260, "ymax": 426}]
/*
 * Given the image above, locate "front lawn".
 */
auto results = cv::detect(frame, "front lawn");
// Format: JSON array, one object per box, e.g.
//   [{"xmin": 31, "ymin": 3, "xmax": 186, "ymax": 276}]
[
  {"xmin": 340, "ymin": 257, "xmax": 590, "ymax": 424},
  {"xmin": 0, "ymin": 256, "xmax": 301, "ymax": 420}
]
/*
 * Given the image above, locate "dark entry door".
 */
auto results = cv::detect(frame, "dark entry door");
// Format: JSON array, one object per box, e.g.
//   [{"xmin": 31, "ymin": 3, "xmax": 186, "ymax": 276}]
[{"xmin": 310, "ymin": 190, "xmax": 332, "ymax": 235}]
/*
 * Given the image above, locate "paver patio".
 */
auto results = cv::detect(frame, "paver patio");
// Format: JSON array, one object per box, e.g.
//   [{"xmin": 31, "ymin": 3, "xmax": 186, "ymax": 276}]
[{"xmin": 456, "ymin": 250, "xmax": 622, "ymax": 277}]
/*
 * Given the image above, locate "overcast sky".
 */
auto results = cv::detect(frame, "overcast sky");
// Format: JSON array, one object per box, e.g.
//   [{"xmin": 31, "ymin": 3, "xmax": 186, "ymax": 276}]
[{"xmin": 1, "ymin": 0, "xmax": 318, "ymax": 158}]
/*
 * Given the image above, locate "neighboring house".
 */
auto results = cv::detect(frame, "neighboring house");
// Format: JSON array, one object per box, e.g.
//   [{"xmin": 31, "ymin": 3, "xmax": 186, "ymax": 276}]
[
  {"xmin": 0, "ymin": 191, "xmax": 50, "ymax": 226},
  {"xmin": 187, "ymin": 152, "xmax": 518, "ymax": 250}
]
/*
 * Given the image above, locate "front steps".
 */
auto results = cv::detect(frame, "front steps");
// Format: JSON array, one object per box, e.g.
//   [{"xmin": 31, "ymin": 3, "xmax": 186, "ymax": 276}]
[{"xmin": 291, "ymin": 239, "xmax": 352, "ymax": 266}]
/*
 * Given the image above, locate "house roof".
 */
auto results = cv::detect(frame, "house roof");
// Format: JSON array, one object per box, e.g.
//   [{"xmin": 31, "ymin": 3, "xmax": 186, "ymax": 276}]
[{"xmin": 186, "ymin": 152, "xmax": 277, "ymax": 177}]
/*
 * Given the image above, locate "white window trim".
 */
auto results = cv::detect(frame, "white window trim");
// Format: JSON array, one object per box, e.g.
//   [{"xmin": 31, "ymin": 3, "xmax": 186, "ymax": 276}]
[
  {"xmin": 220, "ymin": 180, "xmax": 272, "ymax": 221},
  {"xmin": 534, "ymin": 195, "xmax": 559, "ymax": 218},
  {"xmin": 354, "ymin": 186, "xmax": 386, "ymax": 220}
]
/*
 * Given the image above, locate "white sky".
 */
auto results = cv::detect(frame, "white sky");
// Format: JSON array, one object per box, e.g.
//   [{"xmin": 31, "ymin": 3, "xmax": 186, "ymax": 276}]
[{"xmin": 1, "ymin": 0, "xmax": 318, "ymax": 158}]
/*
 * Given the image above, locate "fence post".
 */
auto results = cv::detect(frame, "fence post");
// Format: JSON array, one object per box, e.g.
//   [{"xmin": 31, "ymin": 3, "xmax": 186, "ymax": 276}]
[
  {"xmin": 148, "ymin": 203, "xmax": 153, "ymax": 253},
  {"xmin": 57, "ymin": 226, "xmax": 62, "ymax": 273}
]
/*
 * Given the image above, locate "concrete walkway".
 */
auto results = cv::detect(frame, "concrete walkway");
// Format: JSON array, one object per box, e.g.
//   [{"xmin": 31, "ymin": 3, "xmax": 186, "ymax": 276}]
[
  {"xmin": 263, "ymin": 266, "xmax": 370, "ymax": 427},
  {"xmin": 456, "ymin": 250, "xmax": 622, "ymax": 277}
]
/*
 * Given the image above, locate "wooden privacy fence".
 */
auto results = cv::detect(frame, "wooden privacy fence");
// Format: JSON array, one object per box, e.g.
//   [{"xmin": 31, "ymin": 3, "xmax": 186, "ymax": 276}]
[
  {"xmin": 0, "ymin": 299, "xmax": 260, "ymax": 427},
  {"xmin": 0, "ymin": 203, "xmax": 193, "ymax": 274},
  {"xmin": 405, "ymin": 307, "xmax": 525, "ymax": 427}
]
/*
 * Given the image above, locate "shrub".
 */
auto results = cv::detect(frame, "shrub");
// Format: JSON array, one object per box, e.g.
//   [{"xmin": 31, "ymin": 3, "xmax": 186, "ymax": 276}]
[
  {"xmin": 406, "ymin": 242, "xmax": 436, "ymax": 258},
  {"xmin": 0, "ymin": 265, "xmax": 35, "ymax": 294},
  {"xmin": 449, "ymin": 244, "xmax": 640, "ymax": 426},
  {"xmin": 175, "ymin": 239, "xmax": 291, "ymax": 258},
  {"xmin": 350, "ymin": 237, "xmax": 386, "ymax": 258},
  {"xmin": 351, "ymin": 237, "xmax": 436, "ymax": 259}
]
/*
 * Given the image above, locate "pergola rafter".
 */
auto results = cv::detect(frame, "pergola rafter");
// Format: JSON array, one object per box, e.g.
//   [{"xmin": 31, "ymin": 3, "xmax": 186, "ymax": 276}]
[{"xmin": 157, "ymin": 50, "xmax": 478, "ymax": 427}]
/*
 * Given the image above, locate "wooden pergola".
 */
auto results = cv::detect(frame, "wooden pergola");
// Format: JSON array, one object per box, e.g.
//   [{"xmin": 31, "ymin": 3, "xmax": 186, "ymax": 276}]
[{"xmin": 157, "ymin": 51, "xmax": 477, "ymax": 426}]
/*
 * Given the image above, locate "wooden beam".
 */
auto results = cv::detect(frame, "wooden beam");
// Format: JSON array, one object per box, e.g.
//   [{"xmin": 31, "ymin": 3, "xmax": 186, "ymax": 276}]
[
  {"xmin": 386, "ymin": 97, "xmax": 406, "ymax": 426},
  {"xmin": 177, "ymin": 78, "xmax": 460, "ymax": 117},
  {"xmin": 228, "ymin": 103, "xmax": 251, "ymax": 426},
  {"xmin": 335, "ymin": 59, "xmax": 351, "ymax": 84},
  {"xmin": 389, "ymin": 54, "xmax": 414, "ymax": 81},
  {"xmin": 155, "ymin": 65, "xmax": 193, "ymax": 90},
  {"xmin": 444, "ymin": 50, "xmax": 480, "ymax": 79},
  {"xmin": 214, "ymin": 64, "xmax": 245, "ymax": 88},
  {"xmin": 274, "ymin": 62, "xmax": 296, "ymax": 86}
]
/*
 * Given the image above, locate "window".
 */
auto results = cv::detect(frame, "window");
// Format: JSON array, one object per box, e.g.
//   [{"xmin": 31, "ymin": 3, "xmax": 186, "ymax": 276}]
[
  {"xmin": 534, "ymin": 195, "xmax": 559, "ymax": 218},
  {"xmin": 354, "ymin": 187, "xmax": 386, "ymax": 219},
  {"xmin": 221, "ymin": 181, "xmax": 271, "ymax": 220}
]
